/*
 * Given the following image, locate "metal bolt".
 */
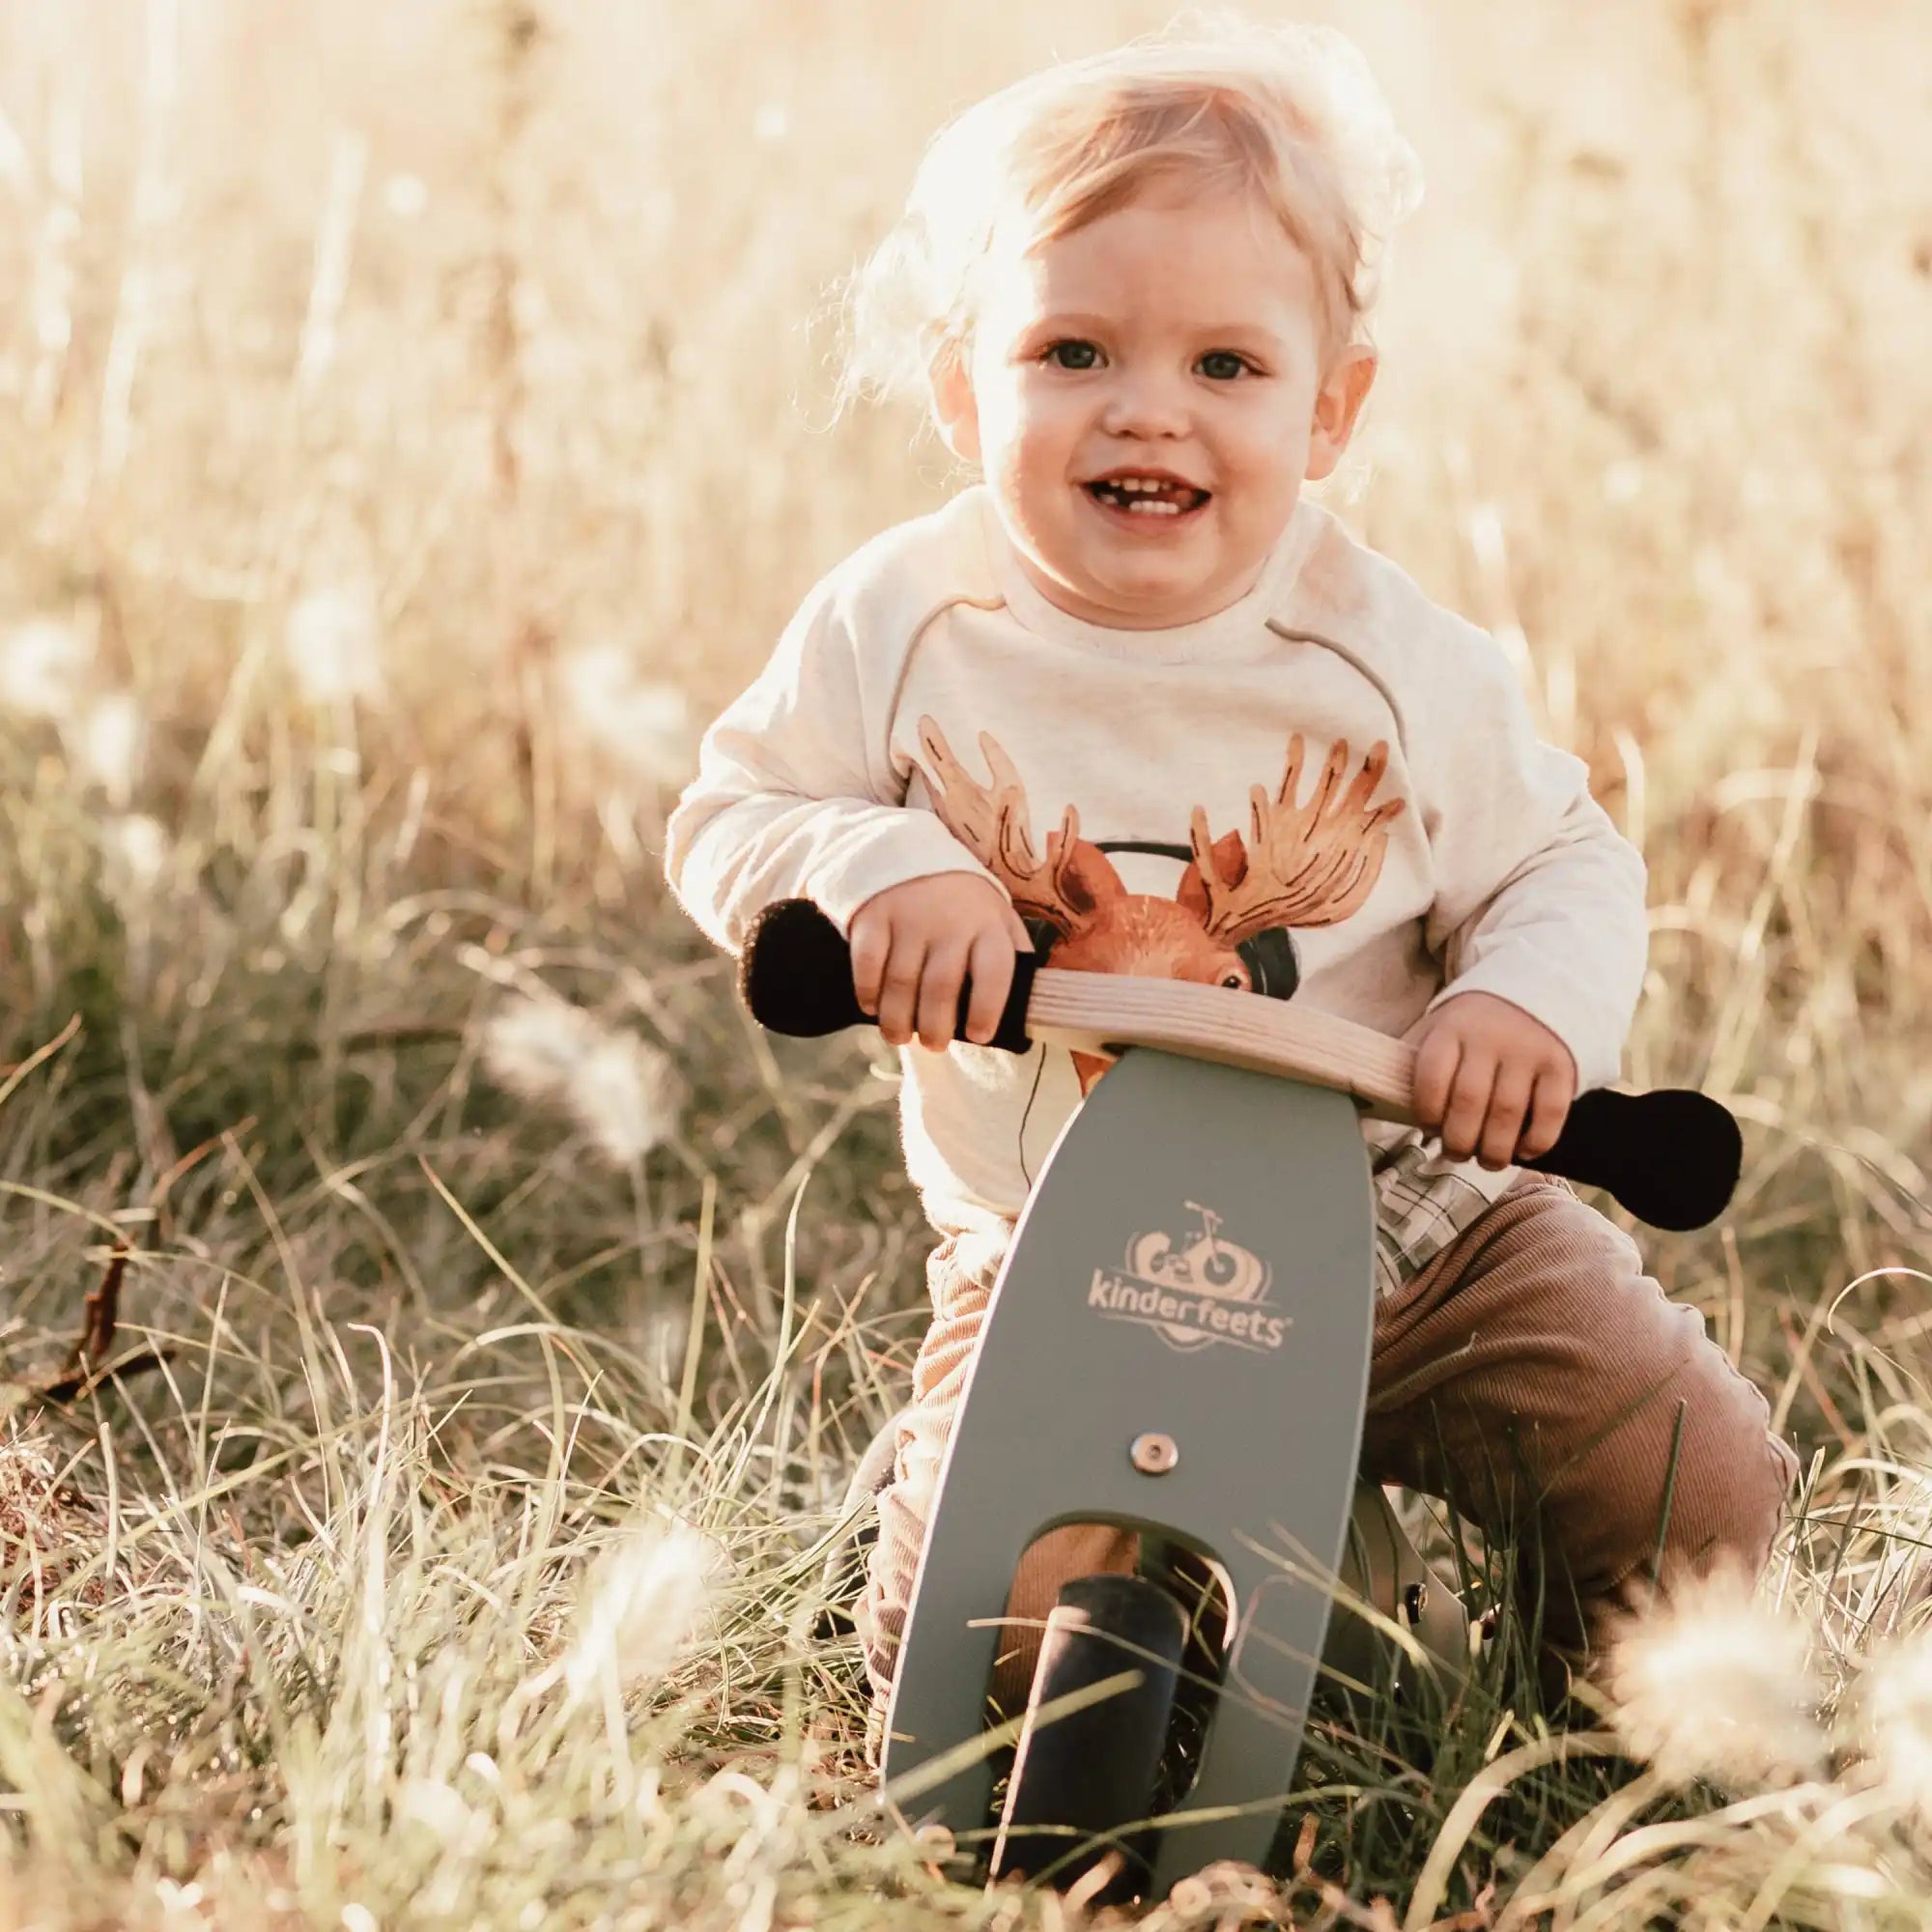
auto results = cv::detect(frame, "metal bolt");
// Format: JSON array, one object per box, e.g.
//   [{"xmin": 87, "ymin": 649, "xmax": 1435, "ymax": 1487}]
[{"xmin": 1129, "ymin": 1432, "xmax": 1179, "ymax": 1475}]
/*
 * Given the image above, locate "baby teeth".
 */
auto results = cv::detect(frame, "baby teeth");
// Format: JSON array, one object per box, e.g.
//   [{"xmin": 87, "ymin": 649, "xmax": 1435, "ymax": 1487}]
[{"xmin": 1089, "ymin": 477, "xmax": 1198, "ymax": 515}]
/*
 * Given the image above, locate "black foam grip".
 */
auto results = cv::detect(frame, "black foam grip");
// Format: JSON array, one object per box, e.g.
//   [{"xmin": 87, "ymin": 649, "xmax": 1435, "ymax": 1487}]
[
  {"xmin": 1520, "ymin": 1087, "xmax": 1742, "ymax": 1234},
  {"xmin": 739, "ymin": 897, "xmax": 1038, "ymax": 1054},
  {"xmin": 737, "ymin": 899, "xmax": 1742, "ymax": 1232}
]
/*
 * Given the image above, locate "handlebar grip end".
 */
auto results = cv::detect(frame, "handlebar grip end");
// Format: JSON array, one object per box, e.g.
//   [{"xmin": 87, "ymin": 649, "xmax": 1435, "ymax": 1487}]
[
  {"xmin": 740, "ymin": 899, "xmax": 867, "ymax": 1037},
  {"xmin": 1522, "ymin": 1088, "xmax": 1742, "ymax": 1231},
  {"xmin": 739, "ymin": 897, "xmax": 1038, "ymax": 1053}
]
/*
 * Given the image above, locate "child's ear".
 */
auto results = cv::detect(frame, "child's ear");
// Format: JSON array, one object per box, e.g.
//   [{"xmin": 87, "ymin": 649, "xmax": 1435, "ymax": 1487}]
[
  {"xmin": 1305, "ymin": 345, "xmax": 1378, "ymax": 481},
  {"xmin": 927, "ymin": 338, "xmax": 982, "ymax": 464}
]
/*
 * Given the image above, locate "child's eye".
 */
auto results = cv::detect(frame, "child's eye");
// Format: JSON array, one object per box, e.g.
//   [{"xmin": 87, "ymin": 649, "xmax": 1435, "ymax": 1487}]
[
  {"xmin": 1041, "ymin": 340, "xmax": 1101, "ymax": 370},
  {"xmin": 1198, "ymin": 351, "xmax": 1254, "ymax": 381}
]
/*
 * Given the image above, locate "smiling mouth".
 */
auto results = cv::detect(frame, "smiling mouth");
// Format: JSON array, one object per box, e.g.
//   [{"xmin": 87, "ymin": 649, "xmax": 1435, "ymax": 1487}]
[{"xmin": 1084, "ymin": 478, "xmax": 1212, "ymax": 518}]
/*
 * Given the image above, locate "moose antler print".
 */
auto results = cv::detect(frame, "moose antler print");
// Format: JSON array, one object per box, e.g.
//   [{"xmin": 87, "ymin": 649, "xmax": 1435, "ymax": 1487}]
[
  {"xmin": 917, "ymin": 719, "xmax": 1116, "ymax": 934},
  {"xmin": 1179, "ymin": 736, "xmax": 1406, "ymax": 942},
  {"xmin": 915, "ymin": 717, "xmax": 1405, "ymax": 1093}
]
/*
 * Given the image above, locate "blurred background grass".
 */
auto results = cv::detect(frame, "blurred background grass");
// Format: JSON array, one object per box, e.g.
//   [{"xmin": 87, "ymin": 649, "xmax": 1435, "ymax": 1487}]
[{"xmin": 0, "ymin": 2, "xmax": 1928, "ymax": 1926}]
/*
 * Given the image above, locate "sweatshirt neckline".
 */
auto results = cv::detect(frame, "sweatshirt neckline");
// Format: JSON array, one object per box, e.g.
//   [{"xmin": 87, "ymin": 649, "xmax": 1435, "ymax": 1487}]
[{"xmin": 971, "ymin": 486, "xmax": 1318, "ymax": 664}]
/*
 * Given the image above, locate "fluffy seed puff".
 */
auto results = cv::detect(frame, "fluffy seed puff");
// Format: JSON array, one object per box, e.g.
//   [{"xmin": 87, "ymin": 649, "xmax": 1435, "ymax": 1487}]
[{"xmin": 480, "ymin": 993, "xmax": 684, "ymax": 1167}]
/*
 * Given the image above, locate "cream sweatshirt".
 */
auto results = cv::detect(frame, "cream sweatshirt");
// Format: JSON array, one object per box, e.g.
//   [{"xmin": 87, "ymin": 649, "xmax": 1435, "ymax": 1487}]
[{"xmin": 665, "ymin": 486, "xmax": 1649, "ymax": 1253}]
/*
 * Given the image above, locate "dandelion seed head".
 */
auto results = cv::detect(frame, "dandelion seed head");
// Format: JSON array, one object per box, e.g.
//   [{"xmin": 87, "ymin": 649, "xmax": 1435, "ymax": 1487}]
[
  {"xmin": 480, "ymin": 994, "xmax": 600, "ymax": 1102},
  {"xmin": 1861, "ymin": 1629, "xmax": 1932, "ymax": 1815},
  {"xmin": 66, "ymin": 690, "xmax": 145, "ymax": 805},
  {"xmin": 567, "ymin": 1032, "xmax": 683, "ymax": 1165},
  {"xmin": 563, "ymin": 1519, "xmax": 724, "ymax": 1699},
  {"xmin": 480, "ymin": 995, "xmax": 683, "ymax": 1163},
  {"xmin": 1606, "ymin": 1569, "xmax": 1826, "ymax": 1788},
  {"xmin": 0, "ymin": 615, "xmax": 92, "ymax": 721},
  {"xmin": 285, "ymin": 583, "xmax": 384, "ymax": 705},
  {"xmin": 100, "ymin": 813, "xmax": 171, "ymax": 906}
]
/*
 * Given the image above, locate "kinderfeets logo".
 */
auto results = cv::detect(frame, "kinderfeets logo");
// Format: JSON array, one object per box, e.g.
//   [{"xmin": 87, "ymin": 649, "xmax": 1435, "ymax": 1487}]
[{"xmin": 1088, "ymin": 1201, "xmax": 1290, "ymax": 1356}]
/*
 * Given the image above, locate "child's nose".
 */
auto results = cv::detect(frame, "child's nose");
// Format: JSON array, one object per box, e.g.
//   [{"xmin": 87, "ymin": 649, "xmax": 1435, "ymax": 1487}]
[{"xmin": 1098, "ymin": 371, "xmax": 1190, "ymax": 439}]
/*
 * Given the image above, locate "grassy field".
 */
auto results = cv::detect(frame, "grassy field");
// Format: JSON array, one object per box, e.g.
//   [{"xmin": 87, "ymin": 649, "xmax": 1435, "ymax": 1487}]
[{"xmin": 1, "ymin": 0, "xmax": 1930, "ymax": 1924}]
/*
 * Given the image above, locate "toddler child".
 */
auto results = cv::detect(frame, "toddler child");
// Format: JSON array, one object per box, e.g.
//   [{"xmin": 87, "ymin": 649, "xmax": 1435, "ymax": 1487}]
[{"xmin": 665, "ymin": 14, "xmax": 1798, "ymax": 1731}]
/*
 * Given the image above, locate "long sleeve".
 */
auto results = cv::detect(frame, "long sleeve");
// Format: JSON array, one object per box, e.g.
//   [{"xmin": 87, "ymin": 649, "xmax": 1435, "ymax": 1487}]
[
  {"xmin": 1413, "ymin": 632, "xmax": 1648, "ymax": 1094},
  {"xmin": 663, "ymin": 557, "xmax": 1002, "ymax": 953}
]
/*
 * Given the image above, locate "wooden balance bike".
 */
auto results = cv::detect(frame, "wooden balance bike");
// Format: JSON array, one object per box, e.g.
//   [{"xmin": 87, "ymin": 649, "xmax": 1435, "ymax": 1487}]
[{"xmin": 739, "ymin": 898, "xmax": 1741, "ymax": 1902}]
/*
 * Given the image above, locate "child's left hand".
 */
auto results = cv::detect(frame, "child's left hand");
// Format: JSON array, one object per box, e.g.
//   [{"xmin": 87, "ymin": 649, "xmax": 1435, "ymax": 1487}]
[{"xmin": 1406, "ymin": 992, "xmax": 1577, "ymax": 1170}]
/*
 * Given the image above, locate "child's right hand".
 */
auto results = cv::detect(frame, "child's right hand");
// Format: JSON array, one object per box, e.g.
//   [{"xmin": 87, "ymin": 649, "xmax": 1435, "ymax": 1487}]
[{"xmin": 848, "ymin": 873, "xmax": 1034, "ymax": 1051}]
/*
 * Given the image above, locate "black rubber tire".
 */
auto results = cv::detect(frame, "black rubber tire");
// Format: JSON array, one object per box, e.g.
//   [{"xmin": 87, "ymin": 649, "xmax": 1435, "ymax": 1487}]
[{"xmin": 988, "ymin": 1573, "xmax": 1189, "ymax": 1900}]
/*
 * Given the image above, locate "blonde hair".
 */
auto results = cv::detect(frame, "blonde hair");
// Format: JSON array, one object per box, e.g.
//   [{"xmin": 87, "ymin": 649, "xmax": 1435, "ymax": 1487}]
[{"xmin": 834, "ymin": 10, "xmax": 1423, "ymax": 421}]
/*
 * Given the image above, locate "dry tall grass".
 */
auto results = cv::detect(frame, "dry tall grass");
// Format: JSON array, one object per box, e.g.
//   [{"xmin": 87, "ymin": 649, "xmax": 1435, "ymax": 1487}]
[{"xmin": 0, "ymin": 2, "xmax": 1928, "ymax": 1926}]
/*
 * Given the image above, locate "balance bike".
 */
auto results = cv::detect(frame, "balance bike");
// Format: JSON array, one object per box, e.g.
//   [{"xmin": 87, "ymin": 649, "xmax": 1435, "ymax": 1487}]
[{"xmin": 739, "ymin": 899, "xmax": 1741, "ymax": 1901}]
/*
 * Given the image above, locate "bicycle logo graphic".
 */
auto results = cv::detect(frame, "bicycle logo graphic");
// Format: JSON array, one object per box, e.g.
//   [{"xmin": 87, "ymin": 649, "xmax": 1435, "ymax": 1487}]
[{"xmin": 1088, "ymin": 1202, "xmax": 1289, "ymax": 1355}]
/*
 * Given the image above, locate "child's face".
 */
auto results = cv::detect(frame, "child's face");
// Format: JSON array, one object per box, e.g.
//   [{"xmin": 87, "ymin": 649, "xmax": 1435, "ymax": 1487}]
[{"xmin": 933, "ymin": 185, "xmax": 1376, "ymax": 630}]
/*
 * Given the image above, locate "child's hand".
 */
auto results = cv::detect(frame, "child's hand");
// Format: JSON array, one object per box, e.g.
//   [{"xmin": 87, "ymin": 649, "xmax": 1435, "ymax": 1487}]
[
  {"xmin": 1406, "ymin": 992, "xmax": 1577, "ymax": 1170},
  {"xmin": 848, "ymin": 873, "xmax": 1034, "ymax": 1051}
]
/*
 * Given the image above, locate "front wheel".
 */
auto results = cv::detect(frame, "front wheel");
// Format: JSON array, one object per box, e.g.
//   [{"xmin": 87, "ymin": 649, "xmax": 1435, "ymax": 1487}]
[{"xmin": 987, "ymin": 1573, "xmax": 1189, "ymax": 1902}]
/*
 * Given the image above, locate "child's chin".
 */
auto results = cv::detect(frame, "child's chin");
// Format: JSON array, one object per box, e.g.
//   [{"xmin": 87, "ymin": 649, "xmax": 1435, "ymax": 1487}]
[
  {"xmin": 1080, "ymin": 563, "xmax": 1218, "ymax": 623},
  {"xmin": 1082, "ymin": 546, "xmax": 1203, "ymax": 589}
]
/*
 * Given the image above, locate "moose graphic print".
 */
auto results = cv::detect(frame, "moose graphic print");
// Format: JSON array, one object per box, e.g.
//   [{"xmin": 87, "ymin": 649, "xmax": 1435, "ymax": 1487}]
[{"xmin": 915, "ymin": 716, "xmax": 1406, "ymax": 1092}]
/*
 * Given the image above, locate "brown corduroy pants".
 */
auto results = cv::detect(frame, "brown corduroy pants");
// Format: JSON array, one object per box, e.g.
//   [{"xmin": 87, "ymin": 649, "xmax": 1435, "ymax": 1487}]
[{"xmin": 859, "ymin": 1174, "xmax": 1800, "ymax": 1720}]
